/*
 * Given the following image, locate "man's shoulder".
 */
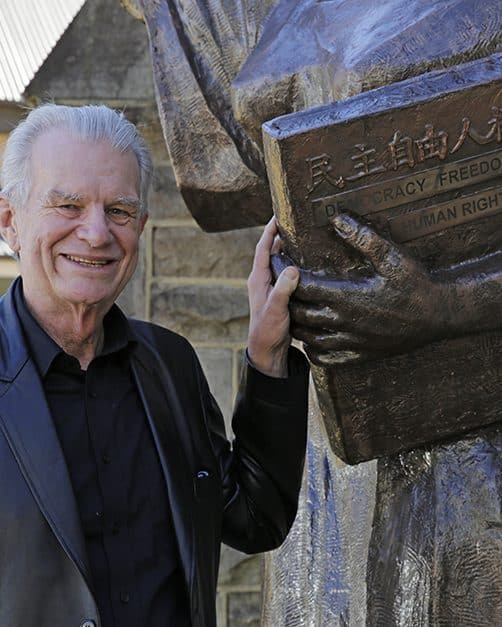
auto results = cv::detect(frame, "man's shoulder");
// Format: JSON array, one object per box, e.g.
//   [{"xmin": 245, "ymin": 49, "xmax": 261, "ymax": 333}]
[{"xmin": 128, "ymin": 318, "xmax": 196, "ymax": 362}]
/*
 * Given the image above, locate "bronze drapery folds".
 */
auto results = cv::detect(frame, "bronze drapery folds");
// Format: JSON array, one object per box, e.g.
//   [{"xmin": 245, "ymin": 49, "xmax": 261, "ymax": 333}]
[
  {"xmin": 122, "ymin": 0, "xmax": 502, "ymax": 624},
  {"xmin": 123, "ymin": 0, "xmax": 500, "ymax": 231}
]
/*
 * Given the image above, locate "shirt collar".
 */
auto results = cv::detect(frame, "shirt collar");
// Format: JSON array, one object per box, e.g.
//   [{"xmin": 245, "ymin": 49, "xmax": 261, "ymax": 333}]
[{"xmin": 13, "ymin": 279, "xmax": 135, "ymax": 377}]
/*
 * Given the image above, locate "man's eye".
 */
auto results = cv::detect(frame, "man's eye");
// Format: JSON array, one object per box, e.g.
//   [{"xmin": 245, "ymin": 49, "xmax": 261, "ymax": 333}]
[
  {"xmin": 107, "ymin": 207, "xmax": 134, "ymax": 223},
  {"xmin": 58, "ymin": 204, "xmax": 79, "ymax": 212}
]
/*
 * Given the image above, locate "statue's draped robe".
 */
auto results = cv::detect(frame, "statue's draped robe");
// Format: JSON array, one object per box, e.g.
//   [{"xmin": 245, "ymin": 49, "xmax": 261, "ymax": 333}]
[
  {"xmin": 139, "ymin": 0, "xmax": 501, "ymax": 231},
  {"xmin": 136, "ymin": 0, "xmax": 502, "ymax": 623},
  {"xmin": 263, "ymin": 388, "xmax": 502, "ymax": 625}
]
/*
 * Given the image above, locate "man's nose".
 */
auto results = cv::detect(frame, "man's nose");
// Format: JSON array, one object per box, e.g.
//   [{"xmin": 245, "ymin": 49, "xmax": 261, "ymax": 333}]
[{"xmin": 76, "ymin": 206, "xmax": 113, "ymax": 247}]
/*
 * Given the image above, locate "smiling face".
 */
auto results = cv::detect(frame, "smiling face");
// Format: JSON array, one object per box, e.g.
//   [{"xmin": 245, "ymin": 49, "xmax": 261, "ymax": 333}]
[{"xmin": 0, "ymin": 128, "xmax": 147, "ymax": 318}]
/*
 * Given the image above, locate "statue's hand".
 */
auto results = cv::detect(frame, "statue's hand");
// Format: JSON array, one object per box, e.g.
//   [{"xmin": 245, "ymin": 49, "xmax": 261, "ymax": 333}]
[{"xmin": 273, "ymin": 213, "xmax": 449, "ymax": 366}]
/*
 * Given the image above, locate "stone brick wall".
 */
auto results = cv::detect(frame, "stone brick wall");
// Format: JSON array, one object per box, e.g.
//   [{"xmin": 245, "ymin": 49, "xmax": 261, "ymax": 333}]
[{"xmin": 22, "ymin": 0, "xmax": 267, "ymax": 623}]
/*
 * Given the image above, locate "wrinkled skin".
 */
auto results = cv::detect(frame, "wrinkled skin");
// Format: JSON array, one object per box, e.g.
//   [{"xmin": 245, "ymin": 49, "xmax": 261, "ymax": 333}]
[{"xmin": 272, "ymin": 213, "xmax": 502, "ymax": 365}]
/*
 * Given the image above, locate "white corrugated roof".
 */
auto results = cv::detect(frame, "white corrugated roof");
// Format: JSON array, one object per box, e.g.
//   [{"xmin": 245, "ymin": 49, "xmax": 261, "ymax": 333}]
[{"xmin": 0, "ymin": 0, "xmax": 86, "ymax": 102}]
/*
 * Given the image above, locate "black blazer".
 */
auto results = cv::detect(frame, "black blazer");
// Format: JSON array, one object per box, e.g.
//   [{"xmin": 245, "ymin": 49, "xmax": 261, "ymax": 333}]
[{"xmin": 0, "ymin": 280, "xmax": 309, "ymax": 627}]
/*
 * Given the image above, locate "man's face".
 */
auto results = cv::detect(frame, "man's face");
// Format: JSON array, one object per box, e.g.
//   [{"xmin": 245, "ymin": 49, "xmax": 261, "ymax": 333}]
[{"xmin": 2, "ymin": 128, "xmax": 147, "ymax": 314}]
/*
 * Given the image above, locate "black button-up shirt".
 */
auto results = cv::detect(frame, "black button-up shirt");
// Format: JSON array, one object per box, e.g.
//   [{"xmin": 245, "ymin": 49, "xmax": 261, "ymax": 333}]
[{"xmin": 14, "ymin": 286, "xmax": 190, "ymax": 627}]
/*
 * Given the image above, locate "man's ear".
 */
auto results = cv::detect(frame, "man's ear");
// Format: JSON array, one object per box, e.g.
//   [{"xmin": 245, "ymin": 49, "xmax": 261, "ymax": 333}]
[{"xmin": 0, "ymin": 196, "xmax": 20, "ymax": 253}]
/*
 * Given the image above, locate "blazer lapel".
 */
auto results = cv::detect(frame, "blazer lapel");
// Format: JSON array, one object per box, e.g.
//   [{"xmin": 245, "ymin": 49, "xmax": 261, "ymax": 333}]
[
  {"xmin": 0, "ymin": 357, "xmax": 91, "ymax": 584},
  {"xmin": 131, "ymin": 342, "xmax": 195, "ymax": 593}
]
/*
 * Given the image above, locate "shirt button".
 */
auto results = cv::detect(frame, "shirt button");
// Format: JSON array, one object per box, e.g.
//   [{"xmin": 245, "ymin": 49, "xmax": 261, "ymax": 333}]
[
  {"xmin": 120, "ymin": 591, "xmax": 130, "ymax": 603},
  {"xmin": 95, "ymin": 511, "xmax": 103, "ymax": 518},
  {"xmin": 80, "ymin": 620, "xmax": 96, "ymax": 627},
  {"xmin": 102, "ymin": 454, "xmax": 111, "ymax": 465}
]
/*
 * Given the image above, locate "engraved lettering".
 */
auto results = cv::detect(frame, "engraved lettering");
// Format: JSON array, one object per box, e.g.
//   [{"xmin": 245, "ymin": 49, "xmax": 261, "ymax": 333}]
[
  {"xmin": 451, "ymin": 118, "xmax": 471, "ymax": 153},
  {"xmin": 461, "ymin": 191, "xmax": 501, "ymax": 216},
  {"xmin": 305, "ymin": 154, "xmax": 345, "ymax": 197},
  {"xmin": 451, "ymin": 107, "xmax": 502, "ymax": 153},
  {"xmin": 322, "ymin": 198, "xmax": 350, "ymax": 222},
  {"xmin": 415, "ymin": 124, "xmax": 448, "ymax": 162},
  {"xmin": 388, "ymin": 187, "xmax": 502, "ymax": 242},
  {"xmin": 346, "ymin": 144, "xmax": 386, "ymax": 181},
  {"xmin": 383, "ymin": 188, "xmax": 394, "ymax": 202},
  {"xmin": 311, "ymin": 149, "xmax": 502, "ymax": 226},
  {"xmin": 436, "ymin": 155, "xmax": 501, "ymax": 189},
  {"xmin": 388, "ymin": 131, "xmax": 415, "ymax": 170},
  {"xmin": 469, "ymin": 162, "xmax": 479, "ymax": 177},
  {"xmin": 462, "ymin": 202, "xmax": 473, "ymax": 216},
  {"xmin": 422, "ymin": 213, "xmax": 436, "ymax": 228},
  {"xmin": 438, "ymin": 171, "xmax": 449, "ymax": 187},
  {"xmin": 468, "ymin": 106, "xmax": 502, "ymax": 145},
  {"xmin": 373, "ymin": 178, "xmax": 430, "ymax": 205}
]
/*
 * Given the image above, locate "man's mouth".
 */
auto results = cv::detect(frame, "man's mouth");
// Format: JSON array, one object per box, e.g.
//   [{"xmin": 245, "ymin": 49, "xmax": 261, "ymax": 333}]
[{"xmin": 64, "ymin": 254, "xmax": 112, "ymax": 267}]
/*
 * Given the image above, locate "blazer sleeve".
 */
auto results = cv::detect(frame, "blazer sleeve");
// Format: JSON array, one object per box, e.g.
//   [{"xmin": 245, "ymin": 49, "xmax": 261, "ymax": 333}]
[{"xmin": 194, "ymin": 346, "xmax": 310, "ymax": 554}]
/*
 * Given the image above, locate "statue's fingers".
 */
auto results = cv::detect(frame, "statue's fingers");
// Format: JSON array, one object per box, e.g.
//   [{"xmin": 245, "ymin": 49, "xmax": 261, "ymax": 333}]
[
  {"xmin": 289, "ymin": 302, "xmax": 342, "ymax": 329},
  {"xmin": 294, "ymin": 272, "xmax": 377, "ymax": 306},
  {"xmin": 292, "ymin": 326, "xmax": 368, "ymax": 351},
  {"xmin": 304, "ymin": 345, "xmax": 377, "ymax": 366},
  {"xmin": 270, "ymin": 251, "xmax": 295, "ymax": 282},
  {"xmin": 268, "ymin": 266, "xmax": 300, "ymax": 311},
  {"xmin": 331, "ymin": 212, "xmax": 405, "ymax": 276},
  {"xmin": 294, "ymin": 272, "xmax": 363, "ymax": 302}
]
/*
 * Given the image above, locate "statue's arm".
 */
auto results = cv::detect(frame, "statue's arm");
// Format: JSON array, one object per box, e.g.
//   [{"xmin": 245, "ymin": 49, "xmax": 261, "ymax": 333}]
[{"xmin": 273, "ymin": 213, "xmax": 501, "ymax": 365}]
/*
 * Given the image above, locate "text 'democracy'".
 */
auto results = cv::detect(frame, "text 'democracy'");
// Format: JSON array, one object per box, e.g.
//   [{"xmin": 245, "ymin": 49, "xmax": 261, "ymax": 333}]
[{"xmin": 311, "ymin": 148, "xmax": 502, "ymax": 227}]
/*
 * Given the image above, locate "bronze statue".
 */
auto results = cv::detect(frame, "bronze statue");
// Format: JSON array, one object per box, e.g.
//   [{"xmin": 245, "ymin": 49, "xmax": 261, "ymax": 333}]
[
  {"xmin": 122, "ymin": 0, "xmax": 502, "ymax": 623},
  {"xmin": 122, "ymin": 0, "xmax": 500, "ymax": 230},
  {"xmin": 264, "ymin": 55, "xmax": 502, "ymax": 461}
]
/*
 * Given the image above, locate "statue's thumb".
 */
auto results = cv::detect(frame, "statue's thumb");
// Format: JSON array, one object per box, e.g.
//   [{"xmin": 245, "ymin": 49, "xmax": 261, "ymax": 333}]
[{"xmin": 277, "ymin": 266, "xmax": 300, "ymax": 295}]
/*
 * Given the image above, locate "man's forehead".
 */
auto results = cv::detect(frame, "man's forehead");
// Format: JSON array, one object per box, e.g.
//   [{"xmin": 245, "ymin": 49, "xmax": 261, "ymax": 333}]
[{"xmin": 28, "ymin": 129, "xmax": 140, "ymax": 191}]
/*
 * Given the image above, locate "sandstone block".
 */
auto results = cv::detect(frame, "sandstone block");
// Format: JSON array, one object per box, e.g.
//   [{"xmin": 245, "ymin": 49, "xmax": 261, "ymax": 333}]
[
  {"xmin": 153, "ymin": 226, "xmax": 261, "ymax": 279},
  {"xmin": 151, "ymin": 283, "xmax": 249, "ymax": 343},
  {"xmin": 219, "ymin": 550, "xmax": 262, "ymax": 587},
  {"xmin": 148, "ymin": 164, "xmax": 190, "ymax": 220},
  {"xmin": 117, "ymin": 237, "xmax": 146, "ymax": 319},
  {"xmin": 227, "ymin": 591, "xmax": 261, "ymax": 627}
]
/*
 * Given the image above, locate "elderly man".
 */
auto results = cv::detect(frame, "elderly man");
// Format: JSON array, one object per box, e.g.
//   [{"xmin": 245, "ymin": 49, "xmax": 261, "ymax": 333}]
[{"xmin": 0, "ymin": 103, "xmax": 309, "ymax": 627}]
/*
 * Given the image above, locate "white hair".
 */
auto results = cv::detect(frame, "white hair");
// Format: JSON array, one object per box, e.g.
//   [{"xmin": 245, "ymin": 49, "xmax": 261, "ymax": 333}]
[{"xmin": 0, "ymin": 103, "xmax": 152, "ymax": 213}]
